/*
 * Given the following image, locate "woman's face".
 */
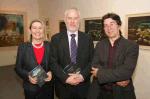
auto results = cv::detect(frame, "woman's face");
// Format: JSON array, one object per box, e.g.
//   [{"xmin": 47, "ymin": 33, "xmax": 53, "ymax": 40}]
[{"xmin": 30, "ymin": 22, "xmax": 44, "ymax": 41}]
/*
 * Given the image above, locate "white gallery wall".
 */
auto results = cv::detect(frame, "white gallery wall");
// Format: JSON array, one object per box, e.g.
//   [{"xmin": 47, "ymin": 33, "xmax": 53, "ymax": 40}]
[
  {"xmin": 0, "ymin": 0, "xmax": 149, "ymax": 99},
  {"xmin": 0, "ymin": 0, "xmax": 39, "ymax": 66},
  {"xmin": 38, "ymin": 0, "xmax": 150, "ymax": 99}
]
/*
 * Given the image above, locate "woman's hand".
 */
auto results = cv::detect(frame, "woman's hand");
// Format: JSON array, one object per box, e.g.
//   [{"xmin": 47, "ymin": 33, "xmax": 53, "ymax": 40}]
[
  {"xmin": 28, "ymin": 75, "xmax": 37, "ymax": 84},
  {"xmin": 44, "ymin": 71, "xmax": 52, "ymax": 82}
]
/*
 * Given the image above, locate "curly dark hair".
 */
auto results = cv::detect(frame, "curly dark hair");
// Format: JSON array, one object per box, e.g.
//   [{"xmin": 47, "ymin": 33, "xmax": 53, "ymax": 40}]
[
  {"xmin": 102, "ymin": 13, "xmax": 122, "ymax": 26},
  {"xmin": 101, "ymin": 13, "xmax": 122, "ymax": 38}
]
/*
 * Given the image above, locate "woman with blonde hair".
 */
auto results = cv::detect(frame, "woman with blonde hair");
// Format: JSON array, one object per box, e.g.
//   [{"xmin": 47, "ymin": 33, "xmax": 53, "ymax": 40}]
[{"xmin": 15, "ymin": 19, "xmax": 54, "ymax": 99}]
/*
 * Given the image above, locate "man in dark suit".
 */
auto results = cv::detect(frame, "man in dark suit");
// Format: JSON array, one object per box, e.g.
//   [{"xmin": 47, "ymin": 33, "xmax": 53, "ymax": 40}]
[
  {"xmin": 51, "ymin": 8, "xmax": 94, "ymax": 99},
  {"xmin": 88, "ymin": 13, "xmax": 139, "ymax": 99}
]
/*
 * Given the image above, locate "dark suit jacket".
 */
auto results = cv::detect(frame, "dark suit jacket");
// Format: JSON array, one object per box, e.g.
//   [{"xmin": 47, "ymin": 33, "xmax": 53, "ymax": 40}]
[
  {"xmin": 15, "ymin": 41, "xmax": 53, "ymax": 91},
  {"xmin": 88, "ymin": 36, "xmax": 139, "ymax": 99},
  {"xmin": 51, "ymin": 31, "xmax": 94, "ymax": 97}
]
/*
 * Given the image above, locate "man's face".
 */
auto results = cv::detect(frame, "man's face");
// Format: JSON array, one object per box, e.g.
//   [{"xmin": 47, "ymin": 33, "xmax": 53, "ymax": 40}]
[
  {"xmin": 104, "ymin": 18, "xmax": 120, "ymax": 39},
  {"xmin": 64, "ymin": 9, "xmax": 80, "ymax": 33}
]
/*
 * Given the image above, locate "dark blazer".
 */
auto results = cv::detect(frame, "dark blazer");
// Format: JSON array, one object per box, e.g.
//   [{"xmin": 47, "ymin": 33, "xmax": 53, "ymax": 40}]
[
  {"xmin": 15, "ymin": 41, "xmax": 53, "ymax": 91},
  {"xmin": 51, "ymin": 31, "xmax": 94, "ymax": 98},
  {"xmin": 88, "ymin": 37, "xmax": 139, "ymax": 99}
]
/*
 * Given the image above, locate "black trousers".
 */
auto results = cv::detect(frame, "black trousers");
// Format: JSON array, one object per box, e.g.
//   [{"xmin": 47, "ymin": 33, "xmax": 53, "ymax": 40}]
[
  {"xmin": 98, "ymin": 89, "xmax": 114, "ymax": 99},
  {"xmin": 87, "ymin": 80, "xmax": 136, "ymax": 99},
  {"xmin": 24, "ymin": 83, "xmax": 54, "ymax": 99},
  {"xmin": 99, "ymin": 87, "xmax": 136, "ymax": 99},
  {"xmin": 56, "ymin": 82, "xmax": 90, "ymax": 99}
]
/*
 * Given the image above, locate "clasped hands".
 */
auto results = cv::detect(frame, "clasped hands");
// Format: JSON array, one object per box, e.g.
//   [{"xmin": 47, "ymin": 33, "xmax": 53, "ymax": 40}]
[
  {"xmin": 65, "ymin": 73, "xmax": 84, "ymax": 85},
  {"xmin": 29, "ymin": 71, "xmax": 52, "ymax": 84},
  {"xmin": 91, "ymin": 67, "xmax": 130, "ymax": 87}
]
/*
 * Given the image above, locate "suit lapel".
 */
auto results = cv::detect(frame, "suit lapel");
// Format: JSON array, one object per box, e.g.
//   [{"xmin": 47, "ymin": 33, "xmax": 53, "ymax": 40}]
[
  {"xmin": 77, "ymin": 32, "xmax": 84, "ymax": 63},
  {"xmin": 103, "ymin": 39, "xmax": 109, "ymax": 67},
  {"xmin": 61, "ymin": 32, "xmax": 71, "ymax": 63},
  {"xmin": 113, "ymin": 38, "xmax": 123, "ymax": 67},
  {"xmin": 29, "ymin": 43, "xmax": 38, "ymax": 66},
  {"xmin": 41, "ymin": 42, "xmax": 47, "ymax": 66}
]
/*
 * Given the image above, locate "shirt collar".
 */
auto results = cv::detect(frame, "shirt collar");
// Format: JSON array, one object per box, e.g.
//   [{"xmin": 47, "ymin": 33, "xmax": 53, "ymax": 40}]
[
  {"xmin": 67, "ymin": 30, "xmax": 78, "ymax": 36},
  {"xmin": 114, "ymin": 36, "xmax": 121, "ymax": 46},
  {"xmin": 108, "ymin": 36, "xmax": 122, "ymax": 47}
]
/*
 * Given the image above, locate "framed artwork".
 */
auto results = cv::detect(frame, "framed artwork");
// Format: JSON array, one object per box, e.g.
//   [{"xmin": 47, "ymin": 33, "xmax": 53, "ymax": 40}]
[
  {"xmin": 59, "ymin": 20, "xmax": 66, "ymax": 33},
  {"xmin": 43, "ymin": 18, "xmax": 50, "ymax": 40},
  {"xmin": 84, "ymin": 17, "xmax": 103, "ymax": 41},
  {"xmin": 0, "ymin": 11, "xmax": 26, "ymax": 47},
  {"xmin": 126, "ymin": 13, "xmax": 150, "ymax": 48}
]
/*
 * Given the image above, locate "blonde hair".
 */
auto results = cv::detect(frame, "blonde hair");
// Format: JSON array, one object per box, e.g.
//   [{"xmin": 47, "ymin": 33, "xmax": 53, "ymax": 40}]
[{"xmin": 27, "ymin": 19, "xmax": 48, "ymax": 41}]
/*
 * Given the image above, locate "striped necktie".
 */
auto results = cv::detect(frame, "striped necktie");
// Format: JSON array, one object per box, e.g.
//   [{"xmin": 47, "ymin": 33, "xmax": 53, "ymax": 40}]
[{"xmin": 70, "ymin": 34, "xmax": 77, "ymax": 64}]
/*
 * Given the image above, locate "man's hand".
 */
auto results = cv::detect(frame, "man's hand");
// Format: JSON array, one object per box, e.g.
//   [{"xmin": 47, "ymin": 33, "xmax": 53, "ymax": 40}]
[
  {"xmin": 70, "ymin": 73, "xmax": 84, "ymax": 83},
  {"xmin": 91, "ymin": 67, "xmax": 99, "ymax": 78},
  {"xmin": 29, "ymin": 75, "xmax": 37, "ymax": 84},
  {"xmin": 65, "ymin": 73, "xmax": 84, "ymax": 85},
  {"xmin": 44, "ymin": 71, "xmax": 52, "ymax": 82},
  {"xmin": 116, "ymin": 80, "xmax": 130, "ymax": 87},
  {"xmin": 66, "ymin": 73, "xmax": 79, "ymax": 85}
]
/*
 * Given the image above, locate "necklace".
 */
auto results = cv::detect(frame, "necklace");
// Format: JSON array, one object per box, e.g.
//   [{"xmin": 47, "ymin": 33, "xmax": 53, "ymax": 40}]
[{"xmin": 32, "ymin": 42, "xmax": 44, "ymax": 48}]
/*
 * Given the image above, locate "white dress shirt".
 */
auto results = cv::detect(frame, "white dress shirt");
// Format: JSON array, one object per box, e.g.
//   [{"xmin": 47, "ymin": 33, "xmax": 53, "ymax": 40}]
[{"xmin": 67, "ymin": 31, "xmax": 78, "ymax": 56}]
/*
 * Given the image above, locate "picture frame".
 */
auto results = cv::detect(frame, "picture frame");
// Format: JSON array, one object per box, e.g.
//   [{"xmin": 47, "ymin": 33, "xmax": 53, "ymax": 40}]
[
  {"xmin": 43, "ymin": 18, "xmax": 50, "ymax": 40},
  {"xmin": 84, "ymin": 17, "xmax": 103, "ymax": 41},
  {"xmin": 59, "ymin": 20, "xmax": 66, "ymax": 33},
  {"xmin": 0, "ymin": 11, "xmax": 27, "ymax": 47},
  {"xmin": 126, "ymin": 13, "xmax": 150, "ymax": 49}
]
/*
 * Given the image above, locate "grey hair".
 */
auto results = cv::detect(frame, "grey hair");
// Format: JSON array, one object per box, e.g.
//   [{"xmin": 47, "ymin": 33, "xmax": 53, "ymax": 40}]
[{"xmin": 64, "ymin": 7, "xmax": 81, "ymax": 18}]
